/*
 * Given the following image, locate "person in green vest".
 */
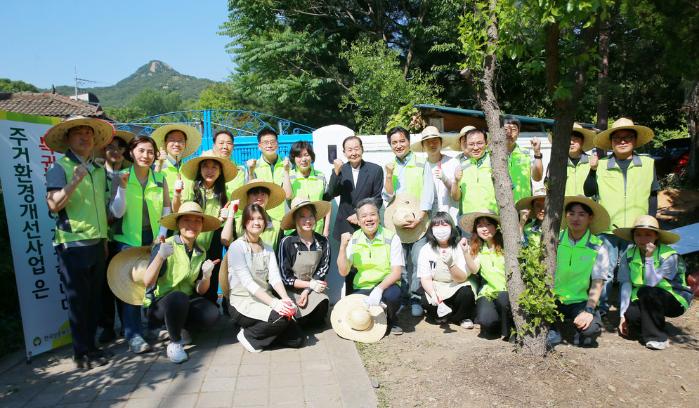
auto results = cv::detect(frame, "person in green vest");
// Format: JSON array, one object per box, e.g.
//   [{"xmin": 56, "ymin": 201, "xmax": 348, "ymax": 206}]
[
  {"xmin": 338, "ymin": 198, "xmax": 405, "ymax": 335},
  {"xmin": 98, "ymin": 129, "xmax": 134, "ymax": 344},
  {"xmin": 110, "ymin": 136, "xmax": 173, "ymax": 355},
  {"xmin": 460, "ymin": 211, "xmax": 514, "ymax": 340},
  {"xmin": 247, "ymin": 128, "xmax": 286, "ymax": 224},
  {"xmin": 281, "ymin": 141, "xmax": 331, "ymax": 236},
  {"xmin": 45, "ymin": 116, "xmax": 114, "ymax": 368},
  {"xmin": 515, "ymin": 187, "xmax": 547, "ymax": 248},
  {"xmin": 615, "ymin": 215, "xmax": 692, "ymax": 350},
  {"xmin": 143, "ymin": 202, "xmax": 221, "ymax": 363},
  {"xmin": 451, "ymin": 128, "xmax": 498, "ymax": 218},
  {"xmin": 180, "ymin": 153, "xmax": 238, "ymax": 304},
  {"xmin": 152, "ymin": 124, "xmax": 202, "ymax": 202},
  {"xmin": 547, "ymin": 196, "xmax": 610, "ymax": 347},
  {"xmin": 383, "ymin": 126, "xmax": 434, "ymax": 317},
  {"xmin": 545, "ymin": 123, "xmax": 596, "ymax": 196},
  {"xmin": 584, "ymin": 117, "xmax": 660, "ymax": 315},
  {"xmin": 503, "ymin": 116, "xmax": 543, "ymax": 203},
  {"xmin": 205, "ymin": 129, "xmax": 247, "ymax": 208},
  {"xmin": 231, "ymin": 179, "xmax": 286, "ymax": 250}
]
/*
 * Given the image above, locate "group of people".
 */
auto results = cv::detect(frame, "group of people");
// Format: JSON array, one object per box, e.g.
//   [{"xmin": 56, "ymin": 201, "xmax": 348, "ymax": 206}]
[{"xmin": 44, "ymin": 114, "xmax": 693, "ymax": 368}]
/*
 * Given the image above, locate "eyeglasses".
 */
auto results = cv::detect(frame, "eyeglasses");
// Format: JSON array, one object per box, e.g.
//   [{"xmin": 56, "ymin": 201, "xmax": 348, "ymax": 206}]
[
  {"xmin": 466, "ymin": 142, "xmax": 485, "ymax": 148},
  {"xmin": 611, "ymin": 134, "xmax": 636, "ymax": 143},
  {"xmin": 260, "ymin": 140, "xmax": 278, "ymax": 147}
]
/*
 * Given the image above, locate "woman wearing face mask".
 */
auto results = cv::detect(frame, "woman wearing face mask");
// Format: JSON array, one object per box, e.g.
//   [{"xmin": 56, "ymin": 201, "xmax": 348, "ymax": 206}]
[
  {"xmin": 460, "ymin": 211, "xmax": 514, "ymax": 340},
  {"xmin": 417, "ymin": 212, "xmax": 478, "ymax": 328},
  {"xmin": 282, "ymin": 141, "xmax": 331, "ymax": 237}
]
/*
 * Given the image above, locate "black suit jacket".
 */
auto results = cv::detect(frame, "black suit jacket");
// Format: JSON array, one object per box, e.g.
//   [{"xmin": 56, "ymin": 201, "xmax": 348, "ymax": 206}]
[{"xmin": 324, "ymin": 160, "xmax": 384, "ymax": 241}]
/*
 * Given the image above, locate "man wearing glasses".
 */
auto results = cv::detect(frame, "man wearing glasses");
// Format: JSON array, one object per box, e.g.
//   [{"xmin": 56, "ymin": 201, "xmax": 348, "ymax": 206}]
[
  {"xmin": 247, "ymin": 128, "xmax": 286, "ymax": 223},
  {"xmin": 451, "ymin": 128, "xmax": 498, "ymax": 219}
]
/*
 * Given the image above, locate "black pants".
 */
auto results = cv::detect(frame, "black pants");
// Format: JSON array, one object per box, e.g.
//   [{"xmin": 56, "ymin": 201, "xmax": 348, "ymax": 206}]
[
  {"xmin": 297, "ymin": 299, "xmax": 329, "ymax": 328},
  {"xmin": 99, "ymin": 241, "xmax": 123, "ymax": 333},
  {"xmin": 476, "ymin": 291, "xmax": 514, "ymax": 338},
  {"xmin": 555, "ymin": 300, "xmax": 602, "ymax": 340},
  {"xmin": 56, "ymin": 242, "xmax": 106, "ymax": 356},
  {"xmin": 229, "ymin": 306, "xmax": 305, "ymax": 350},
  {"xmin": 625, "ymin": 286, "xmax": 685, "ymax": 343},
  {"xmin": 202, "ymin": 228, "xmax": 223, "ymax": 305},
  {"xmin": 421, "ymin": 286, "xmax": 476, "ymax": 324},
  {"xmin": 146, "ymin": 291, "xmax": 219, "ymax": 342}
]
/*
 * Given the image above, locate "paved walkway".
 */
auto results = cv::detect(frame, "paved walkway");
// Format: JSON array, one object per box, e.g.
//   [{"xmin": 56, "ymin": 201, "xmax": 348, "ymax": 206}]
[{"xmin": 0, "ymin": 320, "xmax": 377, "ymax": 408}]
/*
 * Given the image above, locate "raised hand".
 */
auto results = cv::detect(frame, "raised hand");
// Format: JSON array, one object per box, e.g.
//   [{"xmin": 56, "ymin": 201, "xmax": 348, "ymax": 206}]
[
  {"xmin": 119, "ymin": 171, "xmax": 130, "ymax": 188},
  {"xmin": 333, "ymin": 159, "xmax": 343, "ymax": 175},
  {"xmin": 201, "ymin": 259, "xmax": 220, "ymax": 280},
  {"xmin": 157, "ymin": 236, "xmax": 174, "ymax": 259}
]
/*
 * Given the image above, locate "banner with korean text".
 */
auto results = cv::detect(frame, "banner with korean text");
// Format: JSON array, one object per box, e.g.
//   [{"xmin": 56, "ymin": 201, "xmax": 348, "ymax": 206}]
[{"xmin": 0, "ymin": 111, "xmax": 71, "ymax": 359}]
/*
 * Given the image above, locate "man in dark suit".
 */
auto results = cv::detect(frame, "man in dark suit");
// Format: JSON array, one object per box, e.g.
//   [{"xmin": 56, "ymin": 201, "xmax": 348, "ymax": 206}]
[{"xmin": 325, "ymin": 135, "xmax": 384, "ymax": 293}]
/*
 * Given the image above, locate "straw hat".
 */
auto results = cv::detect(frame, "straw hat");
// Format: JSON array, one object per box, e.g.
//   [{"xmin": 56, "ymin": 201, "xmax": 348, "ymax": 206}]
[
  {"xmin": 230, "ymin": 179, "xmax": 285, "ymax": 210},
  {"xmin": 515, "ymin": 187, "xmax": 547, "ymax": 211},
  {"xmin": 560, "ymin": 196, "xmax": 610, "ymax": 235},
  {"xmin": 331, "ymin": 294, "xmax": 387, "ymax": 343},
  {"xmin": 115, "ymin": 130, "xmax": 136, "ymax": 144},
  {"xmin": 150, "ymin": 124, "xmax": 202, "ymax": 159},
  {"xmin": 180, "ymin": 153, "xmax": 238, "ymax": 183},
  {"xmin": 160, "ymin": 201, "xmax": 221, "ymax": 232},
  {"xmin": 280, "ymin": 197, "xmax": 331, "ymax": 230},
  {"xmin": 459, "ymin": 210, "xmax": 500, "ymax": 233},
  {"xmin": 383, "ymin": 193, "xmax": 429, "ymax": 244},
  {"xmin": 219, "ymin": 253, "xmax": 230, "ymax": 299},
  {"xmin": 612, "ymin": 215, "xmax": 679, "ymax": 244},
  {"xmin": 44, "ymin": 116, "xmax": 115, "ymax": 153},
  {"xmin": 547, "ymin": 122, "xmax": 596, "ymax": 152},
  {"xmin": 595, "ymin": 117, "xmax": 654, "ymax": 150},
  {"xmin": 410, "ymin": 126, "xmax": 458, "ymax": 152},
  {"xmin": 107, "ymin": 246, "xmax": 151, "ymax": 306}
]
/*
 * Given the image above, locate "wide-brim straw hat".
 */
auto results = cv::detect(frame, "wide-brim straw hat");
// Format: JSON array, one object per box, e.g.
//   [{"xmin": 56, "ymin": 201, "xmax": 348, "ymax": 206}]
[
  {"xmin": 595, "ymin": 117, "xmax": 654, "ymax": 150},
  {"xmin": 547, "ymin": 122, "xmax": 596, "ymax": 152},
  {"xmin": 459, "ymin": 210, "xmax": 500, "ymax": 233},
  {"xmin": 384, "ymin": 193, "xmax": 429, "ymax": 244},
  {"xmin": 612, "ymin": 215, "xmax": 679, "ymax": 244},
  {"xmin": 44, "ymin": 116, "xmax": 115, "ymax": 153},
  {"xmin": 515, "ymin": 187, "xmax": 547, "ymax": 211},
  {"xmin": 181, "ymin": 153, "xmax": 238, "ymax": 183},
  {"xmin": 331, "ymin": 294, "xmax": 387, "ymax": 343},
  {"xmin": 281, "ymin": 197, "xmax": 331, "ymax": 230},
  {"xmin": 150, "ymin": 124, "xmax": 202, "ymax": 159},
  {"xmin": 230, "ymin": 179, "xmax": 285, "ymax": 210},
  {"xmin": 107, "ymin": 246, "xmax": 151, "ymax": 306},
  {"xmin": 410, "ymin": 125, "xmax": 458, "ymax": 152},
  {"xmin": 160, "ymin": 201, "xmax": 221, "ymax": 232},
  {"xmin": 115, "ymin": 130, "xmax": 136, "ymax": 144},
  {"xmin": 219, "ymin": 253, "xmax": 230, "ymax": 299},
  {"xmin": 560, "ymin": 196, "xmax": 610, "ymax": 235}
]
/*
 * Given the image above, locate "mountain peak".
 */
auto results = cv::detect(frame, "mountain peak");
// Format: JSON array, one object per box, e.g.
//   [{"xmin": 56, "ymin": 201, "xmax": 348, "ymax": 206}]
[{"xmin": 135, "ymin": 60, "xmax": 177, "ymax": 75}]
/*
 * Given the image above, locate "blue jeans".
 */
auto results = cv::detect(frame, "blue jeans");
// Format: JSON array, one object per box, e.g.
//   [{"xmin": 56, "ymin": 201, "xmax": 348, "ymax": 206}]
[
  {"xmin": 598, "ymin": 233, "xmax": 630, "ymax": 314},
  {"xmin": 113, "ymin": 242, "xmax": 144, "ymax": 340}
]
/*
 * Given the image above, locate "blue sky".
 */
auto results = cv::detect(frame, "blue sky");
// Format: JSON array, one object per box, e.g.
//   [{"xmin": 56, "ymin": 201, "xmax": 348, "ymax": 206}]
[{"xmin": 1, "ymin": 1, "xmax": 233, "ymax": 89}]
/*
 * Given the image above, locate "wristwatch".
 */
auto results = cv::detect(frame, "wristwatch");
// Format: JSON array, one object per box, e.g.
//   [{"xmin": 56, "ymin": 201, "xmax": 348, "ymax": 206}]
[
  {"xmin": 534, "ymin": 153, "xmax": 543, "ymax": 159},
  {"xmin": 584, "ymin": 306, "xmax": 595, "ymax": 314}
]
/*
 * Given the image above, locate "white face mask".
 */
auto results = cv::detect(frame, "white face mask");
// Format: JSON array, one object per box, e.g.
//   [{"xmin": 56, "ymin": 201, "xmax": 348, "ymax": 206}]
[{"xmin": 432, "ymin": 226, "xmax": 452, "ymax": 241}]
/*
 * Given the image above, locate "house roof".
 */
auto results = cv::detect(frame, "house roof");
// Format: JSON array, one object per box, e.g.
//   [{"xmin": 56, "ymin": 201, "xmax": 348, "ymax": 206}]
[{"xmin": 0, "ymin": 92, "xmax": 107, "ymax": 118}]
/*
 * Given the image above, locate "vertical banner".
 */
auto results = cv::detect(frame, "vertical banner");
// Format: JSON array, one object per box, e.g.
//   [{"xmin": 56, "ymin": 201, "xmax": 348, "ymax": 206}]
[{"xmin": 0, "ymin": 111, "xmax": 71, "ymax": 359}]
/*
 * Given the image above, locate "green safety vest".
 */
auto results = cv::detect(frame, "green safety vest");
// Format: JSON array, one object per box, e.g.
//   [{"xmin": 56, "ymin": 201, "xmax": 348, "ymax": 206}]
[
  {"xmin": 350, "ymin": 227, "xmax": 397, "ymax": 290},
  {"xmin": 597, "ymin": 154, "xmax": 654, "ymax": 231},
  {"xmin": 459, "ymin": 152, "xmax": 497, "ymax": 214},
  {"xmin": 554, "ymin": 229, "xmax": 602, "ymax": 305},
  {"xmin": 182, "ymin": 187, "xmax": 224, "ymax": 251},
  {"xmin": 252, "ymin": 156, "xmax": 285, "ymax": 221},
  {"xmin": 523, "ymin": 222, "xmax": 542, "ymax": 248},
  {"xmin": 143, "ymin": 235, "xmax": 205, "ymax": 307},
  {"xmin": 508, "ymin": 144, "xmax": 532, "ymax": 203},
  {"xmin": 224, "ymin": 162, "xmax": 246, "ymax": 201},
  {"xmin": 160, "ymin": 162, "xmax": 192, "ymax": 202},
  {"xmin": 113, "ymin": 167, "xmax": 165, "ymax": 247},
  {"xmin": 286, "ymin": 167, "xmax": 327, "ymax": 234},
  {"xmin": 476, "ymin": 245, "xmax": 506, "ymax": 298},
  {"xmin": 391, "ymin": 152, "xmax": 426, "ymax": 201},
  {"xmin": 627, "ymin": 244, "xmax": 691, "ymax": 310},
  {"xmin": 53, "ymin": 156, "xmax": 109, "ymax": 244},
  {"xmin": 565, "ymin": 154, "xmax": 591, "ymax": 196}
]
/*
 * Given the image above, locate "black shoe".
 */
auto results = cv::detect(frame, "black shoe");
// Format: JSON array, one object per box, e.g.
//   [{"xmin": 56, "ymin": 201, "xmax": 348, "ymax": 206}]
[
  {"xmin": 98, "ymin": 328, "xmax": 117, "ymax": 344},
  {"xmin": 73, "ymin": 354, "xmax": 91, "ymax": 369},
  {"xmin": 87, "ymin": 349, "xmax": 110, "ymax": 367}
]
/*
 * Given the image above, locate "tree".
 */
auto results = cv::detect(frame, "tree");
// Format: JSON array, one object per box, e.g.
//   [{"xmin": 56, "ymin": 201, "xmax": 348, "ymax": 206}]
[
  {"xmin": 105, "ymin": 89, "xmax": 184, "ymax": 122},
  {"xmin": 0, "ymin": 78, "xmax": 39, "ymax": 93}
]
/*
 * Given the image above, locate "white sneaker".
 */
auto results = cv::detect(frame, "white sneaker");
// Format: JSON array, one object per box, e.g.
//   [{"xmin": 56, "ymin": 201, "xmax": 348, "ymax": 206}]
[
  {"xmin": 460, "ymin": 319, "xmax": 474, "ymax": 329},
  {"xmin": 411, "ymin": 304, "xmax": 424, "ymax": 317},
  {"xmin": 128, "ymin": 334, "xmax": 152, "ymax": 354},
  {"xmin": 180, "ymin": 329, "xmax": 192, "ymax": 345},
  {"xmin": 547, "ymin": 329, "xmax": 562, "ymax": 346},
  {"xmin": 167, "ymin": 342, "xmax": 188, "ymax": 363},
  {"xmin": 237, "ymin": 329, "xmax": 261, "ymax": 353},
  {"xmin": 645, "ymin": 340, "xmax": 669, "ymax": 350}
]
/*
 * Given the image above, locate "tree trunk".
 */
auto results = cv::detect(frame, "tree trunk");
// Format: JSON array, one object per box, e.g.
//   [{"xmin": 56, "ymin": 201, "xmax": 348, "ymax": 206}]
[
  {"xmin": 478, "ymin": 0, "xmax": 547, "ymax": 357},
  {"xmin": 595, "ymin": 15, "xmax": 610, "ymax": 131}
]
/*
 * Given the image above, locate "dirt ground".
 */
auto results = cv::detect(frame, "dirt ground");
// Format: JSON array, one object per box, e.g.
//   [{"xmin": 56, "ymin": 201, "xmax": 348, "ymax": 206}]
[{"xmin": 357, "ymin": 304, "xmax": 699, "ymax": 408}]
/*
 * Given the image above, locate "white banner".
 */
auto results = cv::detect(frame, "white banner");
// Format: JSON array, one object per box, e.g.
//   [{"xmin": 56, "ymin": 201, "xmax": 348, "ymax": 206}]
[{"xmin": 0, "ymin": 111, "xmax": 71, "ymax": 359}]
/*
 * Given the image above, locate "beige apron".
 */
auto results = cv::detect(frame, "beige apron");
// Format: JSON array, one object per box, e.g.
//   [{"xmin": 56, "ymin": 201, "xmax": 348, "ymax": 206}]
[
  {"xmin": 425, "ymin": 248, "xmax": 476, "ymax": 304},
  {"xmin": 285, "ymin": 248, "xmax": 328, "ymax": 317},
  {"xmin": 229, "ymin": 242, "xmax": 274, "ymax": 321}
]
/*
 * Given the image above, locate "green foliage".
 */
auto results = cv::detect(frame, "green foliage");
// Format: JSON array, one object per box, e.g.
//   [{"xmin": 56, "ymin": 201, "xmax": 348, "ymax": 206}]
[
  {"xmin": 196, "ymin": 83, "xmax": 241, "ymax": 110},
  {"xmin": 105, "ymin": 88, "xmax": 184, "ymax": 122},
  {"xmin": 339, "ymin": 39, "xmax": 442, "ymax": 134},
  {"xmin": 0, "ymin": 78, "xmax": 39, "ymax": 93},
  {"xmin": 514, "ymin": 244, "xmax": 562, "ymax": 337}
]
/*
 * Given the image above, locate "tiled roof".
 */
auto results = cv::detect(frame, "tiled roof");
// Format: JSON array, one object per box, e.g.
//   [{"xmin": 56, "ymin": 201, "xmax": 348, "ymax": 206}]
[{"xmin": 0, "ymin": 92, "xmax": 107, "ymax": 118}]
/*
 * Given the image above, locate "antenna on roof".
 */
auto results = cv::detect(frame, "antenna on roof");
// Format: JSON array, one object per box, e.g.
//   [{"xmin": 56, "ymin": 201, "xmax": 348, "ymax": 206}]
[{"xmin": 74, "ymin": 66, "xmax": 99, "ymax": 97}]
